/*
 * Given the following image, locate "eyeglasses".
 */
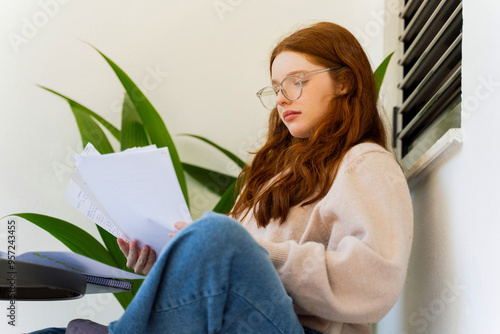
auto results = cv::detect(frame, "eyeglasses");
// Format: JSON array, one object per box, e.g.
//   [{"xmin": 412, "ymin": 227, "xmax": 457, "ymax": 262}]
[{"xmin": 256, "ymin": 67, "xmax": 335, "ymax": 110}]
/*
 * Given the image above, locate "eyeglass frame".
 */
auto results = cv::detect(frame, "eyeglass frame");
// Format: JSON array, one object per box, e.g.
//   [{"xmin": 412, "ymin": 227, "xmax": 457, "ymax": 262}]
[{"xmin": 256, "ymin": 67, "xmax": 336, "ymax": 110}]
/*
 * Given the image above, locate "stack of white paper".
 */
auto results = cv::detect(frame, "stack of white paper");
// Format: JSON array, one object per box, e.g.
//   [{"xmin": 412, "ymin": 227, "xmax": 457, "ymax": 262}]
[{"xmin": 65, "ymin": 143, "xmax": 192, "ymax": 255}]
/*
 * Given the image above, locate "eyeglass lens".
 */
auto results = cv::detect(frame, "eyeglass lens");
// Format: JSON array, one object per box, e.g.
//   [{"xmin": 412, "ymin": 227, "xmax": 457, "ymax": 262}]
[{"xmin": 259, "ymin": 76, "xmax": 303, "ymax": 110}]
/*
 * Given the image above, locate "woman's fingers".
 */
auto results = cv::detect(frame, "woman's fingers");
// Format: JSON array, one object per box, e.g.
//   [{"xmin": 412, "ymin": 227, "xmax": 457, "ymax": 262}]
[
  {"xmin": 117, "ymin": 238, "xmax": 129, "ymax": 257},
  {"xmin": 132, "ymin": 245, "xmax": 156, "ymax": 275},
  {"xmin": 141, "ymin": 249, "xmax": 156, "ymax": 275},
  {"xmin": 126, "ymin": 241, "xmax": 139, "ymax": 270},
  {"xmin": 174, "ymin": 221, "xmax": 189, "ymax": 230},
  {"xmin": 117, "ymin": 238, "xmax": 156, "ymax": 274},
  {"xmin": 169, "ymin": 221, "xmax": 189, "ymax": 238},
  {"xmin": 134, "ymin": 245, "xmax": 147, "ymax": 273}
]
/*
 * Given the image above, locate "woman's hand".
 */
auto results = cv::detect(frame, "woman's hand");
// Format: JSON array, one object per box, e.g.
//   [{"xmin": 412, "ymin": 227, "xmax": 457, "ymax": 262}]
[
  {"xmin": 117, "ymin": 239, "xmax": 156, "ymax": 275},
  {"xmin": 116, "ymin": 222, "xmax": 188, "ymax": 275}
]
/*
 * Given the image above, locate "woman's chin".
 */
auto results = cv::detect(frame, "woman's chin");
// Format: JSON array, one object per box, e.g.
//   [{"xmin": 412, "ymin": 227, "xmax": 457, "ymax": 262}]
[{"xmin": 287, "ymin": 127, "xmax": 311, "ymax": 139}]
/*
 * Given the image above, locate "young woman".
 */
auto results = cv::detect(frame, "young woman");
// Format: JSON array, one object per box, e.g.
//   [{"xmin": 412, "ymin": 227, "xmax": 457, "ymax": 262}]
[{"xmin": 56, "ymin": 21, "xmax": 413, "ymax": 334}]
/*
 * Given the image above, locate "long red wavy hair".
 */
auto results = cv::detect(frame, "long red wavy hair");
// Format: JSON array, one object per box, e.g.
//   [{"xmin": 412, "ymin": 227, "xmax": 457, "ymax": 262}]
[{"xmin": 231, "ymin": 22, "xmax": 388, "ymax": 228}]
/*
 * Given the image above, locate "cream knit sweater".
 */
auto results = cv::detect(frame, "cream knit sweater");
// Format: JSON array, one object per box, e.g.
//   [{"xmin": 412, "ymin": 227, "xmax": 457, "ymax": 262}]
[{"xmin": 239, "ymin": 143, "xmax": 413, "ymax": 334}]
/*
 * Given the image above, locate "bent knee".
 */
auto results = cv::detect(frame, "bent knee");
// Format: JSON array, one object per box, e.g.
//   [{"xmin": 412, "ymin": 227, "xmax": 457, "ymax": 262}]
[
  {"xmin": 182, "ymin": 212, "xmax": 255, "ymax": 250},
  {"xmin": 196, "ymin": 211, "xmax": 245, "ymax": 235}
]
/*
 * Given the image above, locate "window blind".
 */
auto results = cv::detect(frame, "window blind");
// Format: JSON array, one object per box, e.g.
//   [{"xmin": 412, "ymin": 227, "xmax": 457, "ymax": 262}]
[{"xmin": 394, "ymin": 0, "xmax": 462, "ymax": 170}]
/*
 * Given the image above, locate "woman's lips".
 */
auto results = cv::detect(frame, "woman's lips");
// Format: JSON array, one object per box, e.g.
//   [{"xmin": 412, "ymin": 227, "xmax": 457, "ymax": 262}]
[{"xmin": 282, "ymin": 110, "xmax": 301, "ymax": 122}]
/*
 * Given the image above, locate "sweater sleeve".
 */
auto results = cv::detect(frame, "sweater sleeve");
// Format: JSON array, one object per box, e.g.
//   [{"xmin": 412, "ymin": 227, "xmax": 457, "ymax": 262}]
[{"xmin": 256, "ymin": 150, "xmax": 413, "ymax": 324}]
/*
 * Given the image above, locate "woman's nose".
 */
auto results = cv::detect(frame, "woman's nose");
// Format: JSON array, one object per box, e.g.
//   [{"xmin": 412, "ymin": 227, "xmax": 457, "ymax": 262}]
[{"xmin": 276, "ymin": 89, "xmax": 291, "ymax": 106}]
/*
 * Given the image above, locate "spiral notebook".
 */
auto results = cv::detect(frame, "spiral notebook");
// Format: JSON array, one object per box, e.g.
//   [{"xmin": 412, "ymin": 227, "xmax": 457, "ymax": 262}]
[
  {"xmin": 1, "ymin": 251, "xmax": 145, "ymax": 294},
  {"xmin": 83, "ymin": 275, "xmax": 133, "ymax": 293}
]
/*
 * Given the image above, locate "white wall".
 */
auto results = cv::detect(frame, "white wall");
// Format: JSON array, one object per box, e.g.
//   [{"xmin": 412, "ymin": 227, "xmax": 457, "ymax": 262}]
[
  {"xmin": 378, "ymin": 0, "xmax": 500, "ymax": 333},
  {"xmin": 0, "ymin": 1, "xmax": 387, "ymax": 332}
]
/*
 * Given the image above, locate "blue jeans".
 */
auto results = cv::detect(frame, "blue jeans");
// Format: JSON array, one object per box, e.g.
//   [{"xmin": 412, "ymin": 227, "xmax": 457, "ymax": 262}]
[{"xmin": 31, "ymin": 212, "xmax": 322, "ymax": 334}]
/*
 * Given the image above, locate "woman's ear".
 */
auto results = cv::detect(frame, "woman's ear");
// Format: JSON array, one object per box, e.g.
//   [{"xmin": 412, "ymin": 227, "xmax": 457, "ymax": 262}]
[
  {"xmin": 334, "ymin": 71, "xmax": 354, "ymax": 96},
  {"xmin": 334, "ymin": 81, "xmax": 348, "ymax": 96}
]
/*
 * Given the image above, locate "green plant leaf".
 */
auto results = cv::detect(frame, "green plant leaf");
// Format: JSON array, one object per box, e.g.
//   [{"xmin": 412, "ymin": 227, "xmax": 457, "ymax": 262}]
[
  {"xmin": 113, "ymin": 279, "xmax": 143, "ymax": 309},
  {"xmin": 40, "ymin": 86, "xmax": 115, "ymax": 155},
  {"xmin": 120, "ymin": 93, "xmax": 150, "ymax": 150},
  {"xmin": 96, "ymin": 225, "xmax": 130, "ymax": 271},
  {"xmin": 182, "ymin": 162, "xmax": 236, "ymax": 197},
  {"xmin": 373, "ymin": 52, "xmax": 394, "ymax": 97},
  {"xmin": 7, "ymin": 214, "xmax": 116, "ymax": 266},
  {"xmin": 181, "ymin": 134, "xmax": 246, "ymax": 169},
  {"xmin": 89, "ymin": 45, "xmax": 189, "ymax": 207},
  {"xmin": 212, "ymin": 179, "xmax": 238, "ymax": 214},
  {"xmin": 113, "ymin": 291, "xmax": 134, "ymax": 309},
  {"xmin": 72, "ymin": 105, "xmax": 115, "ymax": 154},
  {"xmin": 39, "ymin": 86, "xmax": 121, "ymax": 142}
]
